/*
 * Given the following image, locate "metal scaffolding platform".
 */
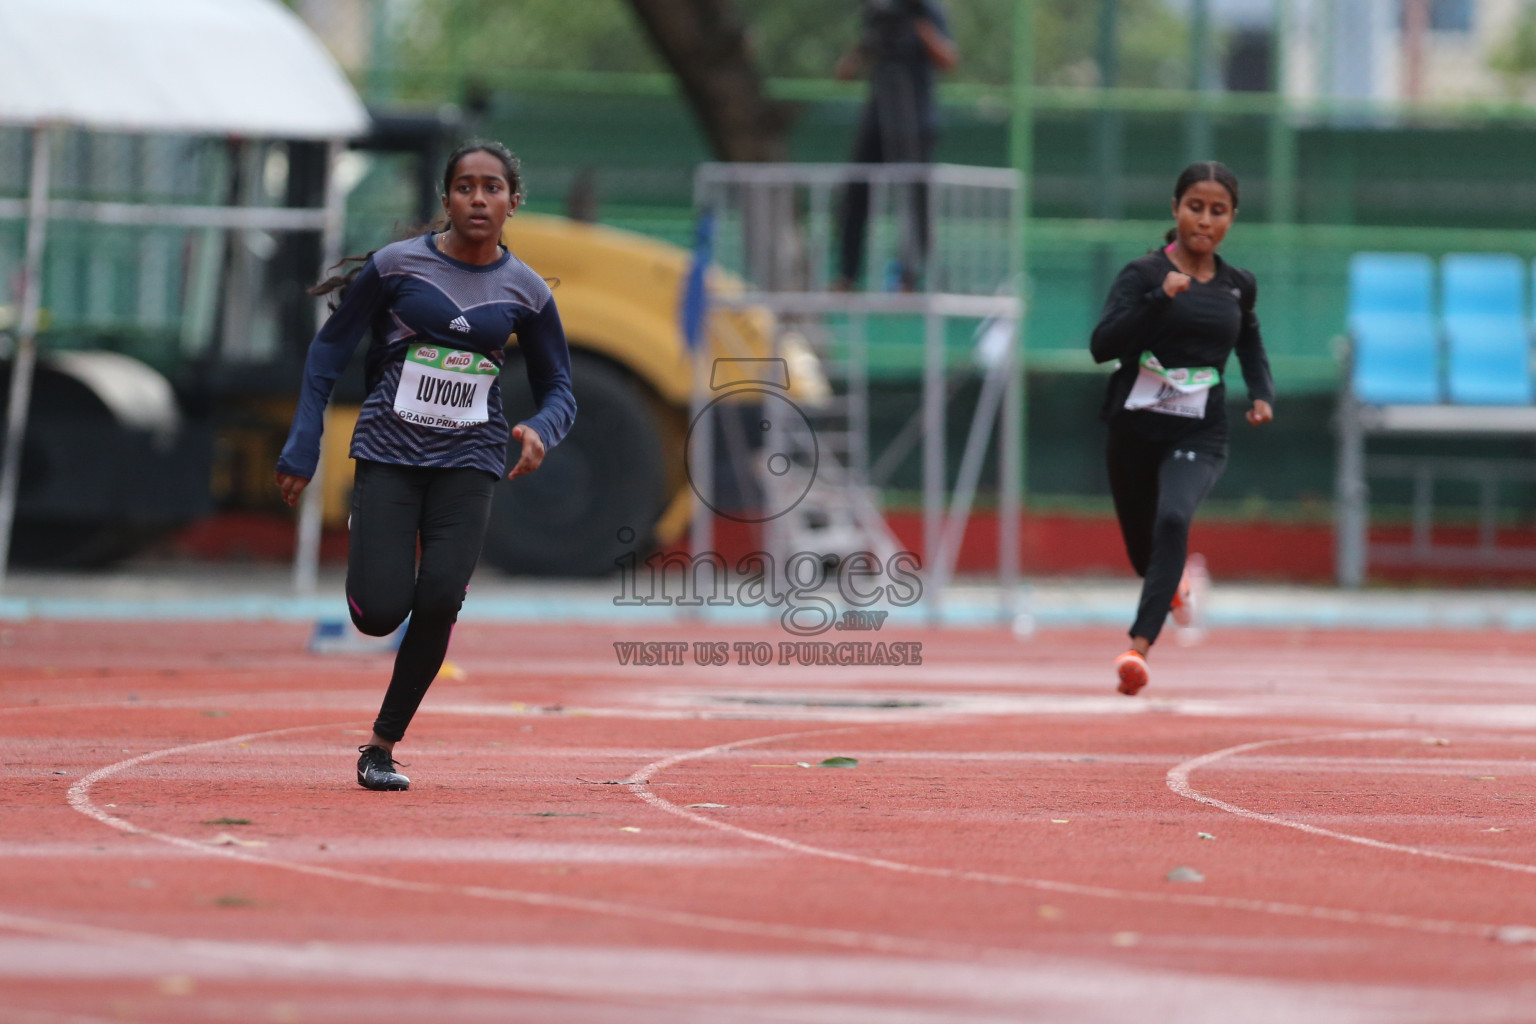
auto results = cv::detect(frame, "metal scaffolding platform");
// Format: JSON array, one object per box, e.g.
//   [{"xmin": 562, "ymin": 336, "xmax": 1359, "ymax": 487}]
[
  {"xmin": 689, "ymin": 162, "xmax": 1023, "ymax": 622},
  {"xmin": 1335, "ymin": 396, "xmax": 1536, "ymax": 586}
]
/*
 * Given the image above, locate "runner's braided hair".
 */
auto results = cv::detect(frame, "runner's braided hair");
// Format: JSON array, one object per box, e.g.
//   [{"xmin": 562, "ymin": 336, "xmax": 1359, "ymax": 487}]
[
  {"xmin": 310, "ymin": 140, "xmax": 526, "ymax": 304},
  {"xmin": 1161, "ymin": 161, "xmax": 1240, "ymax": 247}
]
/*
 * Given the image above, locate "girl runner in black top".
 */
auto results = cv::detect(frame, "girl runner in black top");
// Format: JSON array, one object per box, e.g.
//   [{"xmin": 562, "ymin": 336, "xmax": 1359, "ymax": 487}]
[
  {"xmin": 275, "ymin": 140, "xmax": 577, "ymax": 789},
  {"xmin": 1089, "ymin": 161, "xmax": 1274, "ymax": 696}
]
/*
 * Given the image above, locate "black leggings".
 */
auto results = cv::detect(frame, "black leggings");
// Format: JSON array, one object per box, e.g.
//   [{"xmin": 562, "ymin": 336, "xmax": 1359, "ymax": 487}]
[
  {"xmin": 1105, "ymin": 426, "xmax": 1226, "ymax": 645},
  {"xmin": 346, "ymin": 460, "xmax": 496, "ymax": 742},
  {"xmin": 837, "ymin": 100, "xmax": 936, "ymax": 286}
]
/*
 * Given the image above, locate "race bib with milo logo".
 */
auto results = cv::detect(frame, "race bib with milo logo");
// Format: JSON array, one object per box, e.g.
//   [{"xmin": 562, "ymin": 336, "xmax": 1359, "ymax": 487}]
[
  {"xmin": 393, "ymin": 344, "xmax": 499, "ymax": 429},
  {"xmin": 1123, "ymin": 352, "xmax": 1220, "ymax": 420}
]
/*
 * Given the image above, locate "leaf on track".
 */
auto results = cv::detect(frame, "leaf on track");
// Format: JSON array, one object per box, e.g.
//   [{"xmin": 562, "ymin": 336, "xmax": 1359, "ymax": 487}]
[
  {"xmin": 1166, "ymin": 866, "xmax": 1205, "ymax": 883},
  {"xmin": 686, "ymin": 803, "xmax": 728, "ymax": 809},
  {"xmin": 203, "ymin": 817, "xmax": 252, "ymax": 826},
  {"xmin": 525, "ymin": 811, "xmax": 595, "ymax": 818},
  {"xmin": 818, "ymin": 757, "xmax": 859, "ymax": 768}
]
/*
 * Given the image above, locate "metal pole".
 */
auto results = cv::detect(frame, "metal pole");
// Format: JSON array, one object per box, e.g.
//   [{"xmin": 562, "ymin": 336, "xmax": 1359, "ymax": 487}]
[
  {"xmin": 294, "ymin": 139, "xmax": 347, "ymax": 594},
  {"xmin": 1005, "ymin": 0, "xmax": 1034, "ymax": 620},
  {"xmin": 999, "ymin": 309, "xmax": 1022, "ymax": 621},
  {"xmin": 1187, "ymin": 0, "xmax": 1215, "ymax": 161},
  {"xmin": 1335, "ymin": 390, "xmax": 1367, "ymax": 588},
  {"xmin": 1091, "ymin": 0, "xmax": 1123, "ymax": 320},
  {"xmin": 1403, "ymin": 0, "xmax": 1428, "ymax": 100},
  {"xmin": 1267, "ymin": 0, "xmax": 1300, "ymax": 375},
  {"xmin": 922, "ymin": 309, "xmax": 944, "ymax": 623},
  {"xmin": 0, "ymin": 125, "xmax": 52, "ymax": 591},
  {"xmin": 368, "ymin": 0, "xmax": 393, "ymax": 104},
  {"xmin": 688, "ymin": 182, "xmax": 715, "ymax": 571},
  {"xmin": 688, "ymin": 354, "xmax": 714, "ymax": 540},
  {"xmin": 1094, "ymin": 0, "xmax": 1123, "ymax": 221},
  {"xmin": 936, "ymin": 346, "xmax": 1008, "ymax": 591},
  {"xmin": 1268, "ymin": 0, "xmax": 1299, "ymax": 227}
]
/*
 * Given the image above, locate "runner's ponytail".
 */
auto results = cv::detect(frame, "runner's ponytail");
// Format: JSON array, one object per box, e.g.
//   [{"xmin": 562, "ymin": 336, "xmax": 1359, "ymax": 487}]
[{"xmin": 309, "ymin": 252, "xmax": 376, "ymax": 305}]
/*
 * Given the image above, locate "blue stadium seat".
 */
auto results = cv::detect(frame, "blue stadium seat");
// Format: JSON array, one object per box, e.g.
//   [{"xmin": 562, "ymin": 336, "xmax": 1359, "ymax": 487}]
[
  {"xmin": 1442, "ymin": 254, "xmax": 1532, "ymax": 405},
  {"xmin": 1347, "ymin": 253, "xmax": 1441, "ymax": 404}
]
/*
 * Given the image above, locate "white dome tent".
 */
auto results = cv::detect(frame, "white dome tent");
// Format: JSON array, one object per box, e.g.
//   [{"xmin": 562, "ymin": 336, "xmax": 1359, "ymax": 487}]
[{"xmin": 0, "ymin": 0, "xmax": 368, "ymax": 591}]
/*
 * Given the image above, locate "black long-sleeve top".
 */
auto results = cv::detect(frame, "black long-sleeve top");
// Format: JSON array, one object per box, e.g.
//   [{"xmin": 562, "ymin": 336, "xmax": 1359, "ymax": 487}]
[
  {"xmin": 277, "ymin": 233, "xmax": 577, "ymax": 480},
  {"xmin": 1090, "ymin": 251, "xmax": 1274, "ymax": 452}
]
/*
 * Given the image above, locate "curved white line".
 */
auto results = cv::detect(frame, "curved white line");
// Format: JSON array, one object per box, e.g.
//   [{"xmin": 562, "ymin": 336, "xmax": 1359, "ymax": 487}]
[
  {"xmin": 1167, "ymin": 730, "xmax": 1536, "ymax": 875},
  {"xmin": 62, "ymin": 722, "xmax": 1002, "ymax": 960},
  {"xmin": 625, "ymin": 733, "xmax": 1502, "ymax": 940},
  {"xmin": 59, "ymin": 717, "xmax": 1531, "ymax": 949}
]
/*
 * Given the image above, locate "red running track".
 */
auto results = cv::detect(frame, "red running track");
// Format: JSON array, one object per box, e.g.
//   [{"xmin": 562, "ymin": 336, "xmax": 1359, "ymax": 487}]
[{"xmin": 4, "ymin": 620, "xmax": 1536, "ymax": 1022}]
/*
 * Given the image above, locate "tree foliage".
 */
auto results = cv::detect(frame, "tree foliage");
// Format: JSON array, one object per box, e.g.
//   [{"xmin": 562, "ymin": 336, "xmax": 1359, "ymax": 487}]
[
  {"xmin": 389, "ymin": 0, "xmax": 1191, "ymax": 95},
  {"xmin": 1490, "ymin": 3, "xmax": 1536, "ymax": 93},
  {"xmin": 390, "ymin": 0, "xmax": 664, "ymax": 92}
]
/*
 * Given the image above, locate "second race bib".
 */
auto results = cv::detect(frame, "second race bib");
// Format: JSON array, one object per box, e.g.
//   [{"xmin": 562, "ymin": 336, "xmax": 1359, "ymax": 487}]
[
  {"xmin": 393, "ymin": 345, "xmax": 498, "ymax": 430},
  {"xmin": 1123, "ymin": 352, "xmax": 1220, "ymax": 420}
]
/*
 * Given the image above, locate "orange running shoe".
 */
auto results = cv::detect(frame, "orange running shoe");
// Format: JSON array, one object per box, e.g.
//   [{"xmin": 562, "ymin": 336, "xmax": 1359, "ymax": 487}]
[
  {"xmin": 1169, "ymin": 568, "xmax": 1194, "ymax": 627},
  {"xmin": 1115, "ymin": 649, "xmax": 1149, "ymax": 696},
  {"xmin": 1170, "ymin": 554, "xmax": 1209, "ymax": 630}
]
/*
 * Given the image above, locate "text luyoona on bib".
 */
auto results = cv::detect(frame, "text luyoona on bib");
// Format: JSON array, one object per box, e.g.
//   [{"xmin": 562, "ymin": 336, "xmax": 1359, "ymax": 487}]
[{"xmin": 393, "ymin": 345, "xmax": 499, "ymax": 430}]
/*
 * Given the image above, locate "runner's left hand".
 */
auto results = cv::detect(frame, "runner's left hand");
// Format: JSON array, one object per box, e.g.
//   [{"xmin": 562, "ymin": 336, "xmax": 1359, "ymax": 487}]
[
  {"xmin": 508, "ymin": 424, "xmax": 546, "ymax": 479},
  {"xmin": 1246, "ymin": 400, "xmax": 1273, "ymax": 426}
]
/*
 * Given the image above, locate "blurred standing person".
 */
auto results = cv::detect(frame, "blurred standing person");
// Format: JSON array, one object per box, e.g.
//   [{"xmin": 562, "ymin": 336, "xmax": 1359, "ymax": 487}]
[
  {"xmin": 1089, "ymin": 161, "xmax": 1273, "ymax": 697},
  {"xmin": 833, "ymin": 0, "xmax": 958, "ymax": 292},
  {"xmin": 275, "ymin": 140, "xmax": 576, "ymax": 791}
]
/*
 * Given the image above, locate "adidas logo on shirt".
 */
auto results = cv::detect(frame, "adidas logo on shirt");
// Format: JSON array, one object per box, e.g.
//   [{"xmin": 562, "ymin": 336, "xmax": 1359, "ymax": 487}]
[{"xmin": 448, "ymin": 316, "xmax": 471, "ymax": 334}]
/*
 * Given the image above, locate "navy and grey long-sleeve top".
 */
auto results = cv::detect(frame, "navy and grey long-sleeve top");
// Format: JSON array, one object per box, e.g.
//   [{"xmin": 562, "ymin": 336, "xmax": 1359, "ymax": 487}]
[
  {"xmin": 277, "ymin": 232, "xmax": 577, "ymax": 480},
  {"xmin": 1090, "ymin": 250, "xmax": 1273, "ymax": 451}
]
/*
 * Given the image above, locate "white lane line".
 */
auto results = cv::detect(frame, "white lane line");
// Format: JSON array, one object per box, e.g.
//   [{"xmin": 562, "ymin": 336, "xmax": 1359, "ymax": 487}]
[
  {"xmin": 0, "ymin": 839, "xmax": 773, "ymax": 865},
  {"xmin": 61, "ymin": 723, "xmax": 1009, "ymax": 961},
  {"xmin": 623, "ymin": 734, "xmax": 1505, "ymax": 940},
  {"xmin": 1167, "ymin": 730, "xmax": 1536, "ymax": 875},
  {"xmin": 3, "ymin": 913, "xmax": 1507, "ymax": 1024}
]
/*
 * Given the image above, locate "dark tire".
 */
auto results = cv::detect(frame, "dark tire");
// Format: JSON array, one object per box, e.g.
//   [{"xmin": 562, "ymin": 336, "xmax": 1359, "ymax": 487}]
[
  {"xmin": 483, "ymin": 351, "xmax": 667, "ymax": 577},
  {"xmin": 9, "ymin": 521, "xmax": 165, "ymax": 569}
]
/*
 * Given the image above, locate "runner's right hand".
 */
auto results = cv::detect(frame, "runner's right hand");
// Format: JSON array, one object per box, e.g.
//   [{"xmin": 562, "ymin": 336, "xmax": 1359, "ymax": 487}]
[
  {"xmin": 1162, "ymin": 272, "xmax": 1192, "ymax": 298},
  {"xmin": 275, "ymin": 471, "xmax": 310, "ymax": 507}
]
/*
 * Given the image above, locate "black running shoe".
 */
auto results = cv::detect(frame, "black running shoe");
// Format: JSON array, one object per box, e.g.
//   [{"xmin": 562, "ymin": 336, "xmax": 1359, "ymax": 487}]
[{"xmin": 356, "ymin": 745, "xmax": 410, "ymax": 791}]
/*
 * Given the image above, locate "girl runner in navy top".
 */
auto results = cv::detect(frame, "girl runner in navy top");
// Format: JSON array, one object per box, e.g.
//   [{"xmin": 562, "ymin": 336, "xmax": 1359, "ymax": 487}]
[
  {"xmin": 1090, "ymin": 161, "xmax": 1274, "ymax": 697},
  {"xmin": 275, "ymin": 140, "xmax": 577, "ymax": 790}
]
